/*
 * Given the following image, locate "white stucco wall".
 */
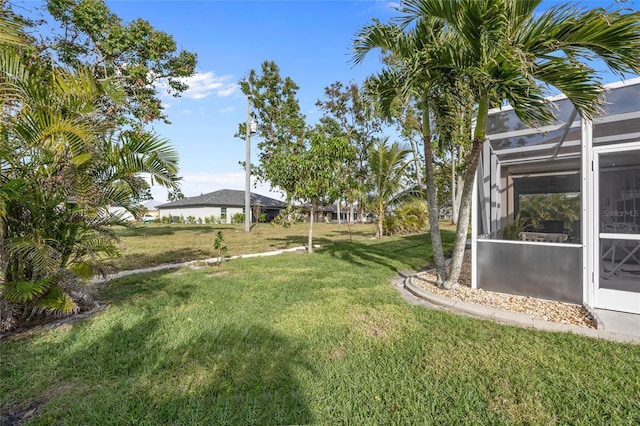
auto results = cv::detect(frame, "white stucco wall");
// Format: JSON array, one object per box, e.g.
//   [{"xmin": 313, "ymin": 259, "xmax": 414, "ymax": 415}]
[{"xmin": 158, "ymin": 206, "xmax": 248, "ymax": 224}]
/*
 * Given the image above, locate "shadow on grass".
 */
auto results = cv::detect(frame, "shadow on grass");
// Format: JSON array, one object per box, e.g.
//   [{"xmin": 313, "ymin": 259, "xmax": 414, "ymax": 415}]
[
  {"xmin": 105, "ymin": 248, "xmax": 211, "ymax": 272},
  {"xmin": 97, "ymin": 268, "xmax": 200, "ymax": 306},
  {"xmin": 320, "ymin": 230, "xmax": 456, "ymax": 273},
  {"xmin": 32, "ymin": 318, "xmax": 312, "ymax": 424},
  {"xmin": 114, "ymin": 224, "xmax": 235, "ymax": 238},
  {"xmin": 266, "ymin": 235, "xmax": 335, "ymax": 249}
]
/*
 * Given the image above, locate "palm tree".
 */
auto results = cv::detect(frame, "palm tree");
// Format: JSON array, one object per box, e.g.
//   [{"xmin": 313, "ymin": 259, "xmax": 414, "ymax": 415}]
[
  {"xmin": 368, "ymin": 140, "xmax": 413, "ymax": 238},
  {"xmin": 354, "ymin": 11, "xmax": 456, "ymax": 282},
  {"xmin": 356, "ymin": 0, "xmax": 640, "ymax": 288},
  {"xmin": 0, "ymin": 13, "xmax": 181, "ymax": 329}
]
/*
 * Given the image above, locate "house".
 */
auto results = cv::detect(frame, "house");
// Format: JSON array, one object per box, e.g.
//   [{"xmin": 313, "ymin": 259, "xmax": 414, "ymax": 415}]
[
  {"xmin": 472, "ymin": 78, "xmax": 640, "ymax": 315},
  {"xmin": 140, "ymin": 199, "xmax": 161, "ymax": 219},
  {"xmin": 156, "ymin": 189, "xmax": 286, "ymax": 224},
  {"xmin": 295, "ymin": 203, "xmax": 366, "ymax": 223}
]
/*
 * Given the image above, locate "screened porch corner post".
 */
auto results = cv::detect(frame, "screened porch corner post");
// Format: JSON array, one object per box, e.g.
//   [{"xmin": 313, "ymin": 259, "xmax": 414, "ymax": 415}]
[{"xmin": 581, "ymin": 117, "xmax": 594, "ymax": 309}]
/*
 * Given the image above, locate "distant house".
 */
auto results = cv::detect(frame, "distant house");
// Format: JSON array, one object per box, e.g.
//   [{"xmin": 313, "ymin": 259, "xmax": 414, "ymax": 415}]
[
  {"xmin": 156, "ymin": 189, "xmax": 286, "ymax": 223},
  {"xmin": 140, "ymin": 199, "xmax": 161, "ymax": 219},
  {"xmin": 301, "ymin": 204, "xmax": 364, "ymax": 223}
]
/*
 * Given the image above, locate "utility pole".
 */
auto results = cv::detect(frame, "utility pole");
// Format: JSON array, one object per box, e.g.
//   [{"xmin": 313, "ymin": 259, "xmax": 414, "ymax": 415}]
[{"xmin": 245, "ymin": 96, "xmax": 251, "ymax": 232}]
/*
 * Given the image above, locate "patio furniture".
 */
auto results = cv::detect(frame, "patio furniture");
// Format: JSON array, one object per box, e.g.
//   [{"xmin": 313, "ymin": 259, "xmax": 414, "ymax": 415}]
[{"xmin": 519, "ymin": 232, "xmax": 568, "ymax": 243}]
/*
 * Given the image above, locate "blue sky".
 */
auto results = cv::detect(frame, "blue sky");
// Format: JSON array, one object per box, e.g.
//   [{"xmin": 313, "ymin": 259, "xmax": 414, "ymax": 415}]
[
  {"xmin": 106, "ymin": 0, "xmax": 401, "ymax": 201},
  {"xmin": 20, "ymin": 1, "xmax": 640, "ymax": 201}
]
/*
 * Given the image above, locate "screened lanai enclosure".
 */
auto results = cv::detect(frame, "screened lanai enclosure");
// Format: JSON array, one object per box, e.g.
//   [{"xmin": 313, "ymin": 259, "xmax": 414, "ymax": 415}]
[{"xmin": 472, "ymin": 78, "xmax": 640, "ymax": 314}]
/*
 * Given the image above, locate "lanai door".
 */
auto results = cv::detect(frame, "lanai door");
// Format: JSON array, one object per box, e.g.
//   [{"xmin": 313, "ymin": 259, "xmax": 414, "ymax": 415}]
[{"xmin": 594, "ymin": 144, "xmax": 640, "ymax": 313}]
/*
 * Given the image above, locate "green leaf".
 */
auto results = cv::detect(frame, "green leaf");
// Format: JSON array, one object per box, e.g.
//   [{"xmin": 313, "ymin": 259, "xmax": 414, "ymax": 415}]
[{"xmin": 3, "ymin": 279, "xmax": 50, "ymax": 303}]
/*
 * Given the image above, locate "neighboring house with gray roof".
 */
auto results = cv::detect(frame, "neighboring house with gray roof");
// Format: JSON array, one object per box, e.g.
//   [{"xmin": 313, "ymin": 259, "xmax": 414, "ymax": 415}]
[{"xmin": 156, "ymin": 189, "xmax": 286, "ymax": 223}]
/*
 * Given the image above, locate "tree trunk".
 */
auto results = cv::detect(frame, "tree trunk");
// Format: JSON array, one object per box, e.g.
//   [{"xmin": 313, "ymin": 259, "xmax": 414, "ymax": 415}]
[
  {"xmin": 410, "ymin": 136, "xmax": 423, "ymax": 187},
  {"xmin": 454, "ymin": 174, "xmax": 463, "ymax": 223},
  {"xmin": 442, "ymin": 138, "xmax": 483, "ymax": 288},
  {"xmin": 337, "ymin": 200, "xmax": 341, "ymax": 224},
  {"xmin": 308, "ymin": 205, "xmax": 315, "ymax": 253},
  {"xmin": 422, "ymin": 103, "xmax": 448, "ymax": 285},
  {"xmin": 442, "ymin": 96, "xmax": 490, "ymax": 289},
  {"xmin": 451, "ymin": 146, "xmax": 458, "ymax": 225},
  {"xmin": 376, "ymin": 208, "xmax": 383, "ymax": 239}
]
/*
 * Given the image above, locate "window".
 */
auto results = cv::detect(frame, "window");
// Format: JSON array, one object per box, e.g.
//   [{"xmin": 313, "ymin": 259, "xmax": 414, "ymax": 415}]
[{"xmin": 221, "ymin": 207, "xmax": 227, "ymax": 220}]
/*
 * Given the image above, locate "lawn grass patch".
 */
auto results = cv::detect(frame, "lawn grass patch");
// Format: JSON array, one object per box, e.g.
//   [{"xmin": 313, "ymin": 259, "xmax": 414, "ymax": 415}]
[
  {"xmin": 2, "ymin": 236, "xmax": 639, "ymax": 424},
  {"xmin": 106, "ymin": 222, "xmax": 379, "ymax": 272}
]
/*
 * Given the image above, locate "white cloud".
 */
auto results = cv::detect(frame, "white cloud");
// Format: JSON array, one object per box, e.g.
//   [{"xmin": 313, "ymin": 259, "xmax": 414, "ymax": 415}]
[
  {"xmin": 149, "ymin": 172, "xmax": 283, "ymax": 202},
  {"xmin": 180, "ymin": 71, "xmax": 239, "ymax": 100},
  {"xmin": 220, "ymin": 106, "xmax": 236, "ymax": 113},
  {"xmin": 156, "ymin": 71, "xmax": 238, "ymax": 101}
]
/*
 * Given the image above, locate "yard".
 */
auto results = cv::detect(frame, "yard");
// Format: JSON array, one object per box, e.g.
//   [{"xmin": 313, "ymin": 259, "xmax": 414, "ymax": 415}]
[
  {"xmin": 105, "ymin": 222, "xmax": 380, "ymax": 272},
  {"xmin": 2, "ymin": 227, "xmax": 640, "ymax": 424}
]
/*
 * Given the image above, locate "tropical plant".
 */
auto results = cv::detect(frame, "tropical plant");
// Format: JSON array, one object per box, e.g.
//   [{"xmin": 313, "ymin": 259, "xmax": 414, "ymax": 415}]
[
  {"xmin": 213, "ymin": 231, "xmax": 228, "ymax": 268},
  {"xmin": 0, "ymin": 8, "xmax": 182, "ymax": 330},
  {"xmin": 499, "ymin": 214, "xmax": 527, "ymax": 240},
  {"xmin": 368, "ymin": 140, "xmax": 416, "ymax": 239},
  {"xmin": 355, "ymin": 0, "xmax": 640, "ymax": 288},
  {"xmin": 383, "ymin": 198, "xmax": 429, "ymax": 236},
  {"xmin": 354, "ymin": 11, "xmax": 451, "ymax": 278}
]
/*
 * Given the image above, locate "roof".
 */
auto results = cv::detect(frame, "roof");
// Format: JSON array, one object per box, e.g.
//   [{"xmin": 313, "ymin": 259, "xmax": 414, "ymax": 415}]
[
  {"xmin": 486, "ymin": 78, "xmax": 640, "ymax": 165},
  {"xmin": 141, "ymin": 199, "xmax": 162, "ymax": 209},
  {"xmin": 156, "ymin": 189, "xmax": 286, "ymax": 209}
]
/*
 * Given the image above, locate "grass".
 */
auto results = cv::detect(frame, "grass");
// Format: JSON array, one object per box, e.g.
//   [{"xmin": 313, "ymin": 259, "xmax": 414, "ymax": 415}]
[
  {"xmin": 2, "ymin": 232, "xmax": 640, "ymax": 425},
  {"xmin": 105, "ymin": 222, "xmax": 381, "ymax": 272}
]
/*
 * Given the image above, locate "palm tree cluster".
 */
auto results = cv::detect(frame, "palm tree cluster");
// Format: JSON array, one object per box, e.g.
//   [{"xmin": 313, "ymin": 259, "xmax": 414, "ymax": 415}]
[
  {"xmin": 0, "ymin": 8, "xmax": 181, "ymax": 331},
  {"xmin": 354, "ymin": 0, "xmax": 640, "ymax": 288}
]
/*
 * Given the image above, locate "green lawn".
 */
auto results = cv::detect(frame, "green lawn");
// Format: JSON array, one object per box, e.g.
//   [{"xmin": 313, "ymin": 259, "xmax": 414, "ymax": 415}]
[
  {"xmin": 2, "ymin": 234, "xmax": 640, "ymax": 425},
  {"xmin": 105, "ymin": 222, "xmax": 380, "ymax": 272}
]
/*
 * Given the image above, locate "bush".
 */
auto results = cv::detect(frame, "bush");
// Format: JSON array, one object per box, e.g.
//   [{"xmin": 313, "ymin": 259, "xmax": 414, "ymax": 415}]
[
  {"xmin": 383, "ymin": 199, "xmax": 429, "ymax": 236},
  {"xmin": 231, "ymin": 213, "xmax": 244, "ymax": 224}
]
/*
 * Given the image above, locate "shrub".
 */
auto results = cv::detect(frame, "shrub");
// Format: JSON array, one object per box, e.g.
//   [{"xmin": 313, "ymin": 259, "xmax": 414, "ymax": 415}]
[
  {"xmin": 383, "ymin": 199, "xmax": 429, "ymax": 236},
  {"xmin": 231, "ymin": 213, "xmax": 244, "ymax": 224}
]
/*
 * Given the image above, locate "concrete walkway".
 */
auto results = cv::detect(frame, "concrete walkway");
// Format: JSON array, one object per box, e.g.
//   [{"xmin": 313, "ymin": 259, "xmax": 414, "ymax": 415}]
[
  {"xmin": 93, "ymin": 246, "xmax": 310, "ymax": 283},
  {"xmin": 396, "ymin": 271, "xmax": 640, "ymax": 345}
]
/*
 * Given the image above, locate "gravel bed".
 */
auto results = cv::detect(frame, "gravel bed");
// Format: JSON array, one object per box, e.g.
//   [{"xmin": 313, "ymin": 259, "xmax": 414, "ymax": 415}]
[{"xmin": 413, "ymin": 251, "xmax": 596, "ymax": 329}]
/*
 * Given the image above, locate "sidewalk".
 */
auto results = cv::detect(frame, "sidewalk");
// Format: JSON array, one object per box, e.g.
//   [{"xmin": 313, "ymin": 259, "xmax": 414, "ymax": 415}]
[{"xmin": 396, "ymin": 272, "xmax": 640, "ymax": 345}]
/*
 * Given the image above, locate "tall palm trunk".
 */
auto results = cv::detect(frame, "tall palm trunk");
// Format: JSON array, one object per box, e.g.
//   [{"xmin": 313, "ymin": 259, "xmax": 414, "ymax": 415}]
[
  {"xmin": 442, "ymin": 96, "xmax": 489, "ymax": 289},
  {"xmin": 451, "ymin": 146, "xmax": 458, "ymax": 225},
  {"xmin": 422, "ymin": 103, "xmax": 447, "ymax": 285}
]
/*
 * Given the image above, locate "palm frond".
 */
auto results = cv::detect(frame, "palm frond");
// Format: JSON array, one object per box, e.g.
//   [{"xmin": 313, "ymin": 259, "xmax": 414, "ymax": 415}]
[
  {"xmin": 34, "ymin": 287, "xmax": 78, "ymax": 317},
  {"xmin": 3, "ymin": 278, "xmax": 50, "ymax": 303}
]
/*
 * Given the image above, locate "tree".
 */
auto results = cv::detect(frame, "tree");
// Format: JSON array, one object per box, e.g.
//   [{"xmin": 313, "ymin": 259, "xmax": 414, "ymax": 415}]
[
  {"xmin": 354, "ymin": 11, "xmax": 451, "ymax": 282},
  {"xmin": 238, "ymin": 61, "xmax": 307, "ymax": 208},
  {"xmin": 290, "ymin": 128, "xmax": 354, "ymax": 253},
  {"xmin": 316, "ymin": 81, "xmax": 383, "ymax": 223},
  {"xmin": 21, "ymin": 0, "xmax": 198, "ymax": 125},
  {"xmin": 356, "ymin": 0, "xmax": 640, "ymax": 288},
  {"xmin": 368, "ymin": 140, "xmax": 414, "ymax": 239},
  {"xmin": 0, "ymin": 8, "xmax": 181, "ymax": 330}
]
